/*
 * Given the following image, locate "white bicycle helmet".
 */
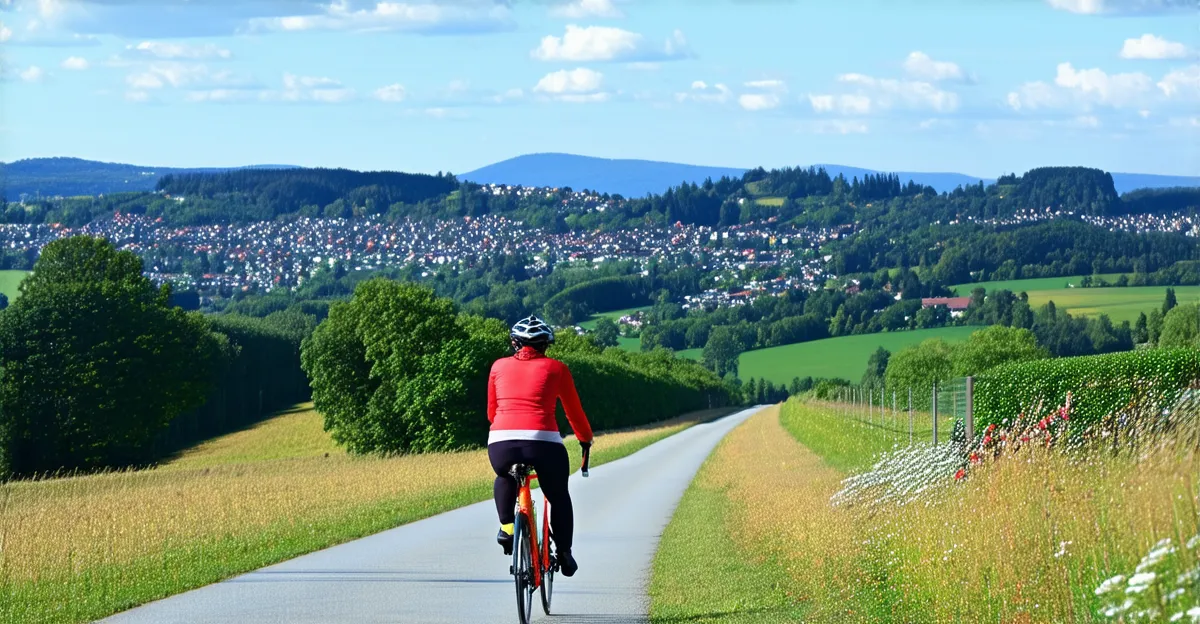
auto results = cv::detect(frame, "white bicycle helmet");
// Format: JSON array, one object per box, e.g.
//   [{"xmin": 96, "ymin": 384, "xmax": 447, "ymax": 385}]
[{"xmin": 510, "ymin": 315, "xmax": 555, "ymax": 348}]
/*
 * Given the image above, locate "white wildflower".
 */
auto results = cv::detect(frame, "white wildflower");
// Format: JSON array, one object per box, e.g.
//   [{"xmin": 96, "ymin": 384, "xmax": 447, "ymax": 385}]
[{"xmin": 1096, "ymin": 575, "xmax": 1127, "ymax": 595}]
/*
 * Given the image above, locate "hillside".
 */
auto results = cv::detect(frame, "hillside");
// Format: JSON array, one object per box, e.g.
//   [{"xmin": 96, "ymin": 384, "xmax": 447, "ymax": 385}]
[
  {"xmin": 1, "ymin": 157, "xmax": 295, "ymax": 201},
  {"xmin": 463, "ymin": 153, "xmax": 1200, "ymax": 197}
]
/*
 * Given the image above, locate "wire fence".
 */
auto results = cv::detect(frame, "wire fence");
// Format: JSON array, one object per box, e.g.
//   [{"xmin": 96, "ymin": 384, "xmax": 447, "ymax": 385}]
[{"xmin": 828, "ymin": 378, "xmax": 975, "ymax": 448}]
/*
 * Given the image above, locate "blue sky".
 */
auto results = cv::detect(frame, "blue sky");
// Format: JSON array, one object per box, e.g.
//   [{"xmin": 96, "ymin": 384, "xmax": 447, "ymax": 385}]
[{"xmin": 1, "ymin": 0, "xmax": 1197, "ymax": 177}]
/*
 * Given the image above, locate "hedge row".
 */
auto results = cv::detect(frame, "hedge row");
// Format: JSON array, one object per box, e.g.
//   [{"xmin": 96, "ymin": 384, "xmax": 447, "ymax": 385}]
[
  {"xmin": 153, "ymin": 313, "xmax": 312, "ymax": 456},
  {"xmin": 973, "ymin": 348, "xmax": 1200, "ymax": 432},
  {"xmin": 555, "ymin": 348, "xmax": 735, "ymax": 434}
]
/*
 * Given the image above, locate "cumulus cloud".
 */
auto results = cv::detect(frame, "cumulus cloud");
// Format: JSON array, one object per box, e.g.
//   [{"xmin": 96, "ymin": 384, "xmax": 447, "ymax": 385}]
[
  {"xmin": 1158, "ymin": 65, "xmax": 1200, "ymax": 99},
  {"xmin": 0, "ymin": 22, "xmax": 11, "ymax": 43},
  {"xmin": 834, "ymin": 73, "xmax": 960, "ymax": 112},
  {"xmin": 533, "ymin": 67, "xmax": 608, "ymax": 102},
  {"xmin": 1007, "ymin": 62, "xmax": 1153, "ymax": 110},
  {"xmin": 1121, "ymin": 34, "xmax": 1189, "ymax": 59},
  {"xmin": 248, "ymin": 1, "xmax": 514, "ymax": 36},
  {"xmin": 19, "ymin": 65, "xmax": 44, "ymax": 82},
  {"xmin": 60, "ymin": 55, "xmax": 88, "ymax": 70},
  {"xmin": 1045, "ymin": 0, "xmax": 1193, "ymax": 13},
  {"xmin": 373, "ymin": 83, "xmax": 407, "ymax": 102},
  {"xmin": 903, "ymin": 51, "xmax": 970, "ymax": 83},
  {"xmin": 550, "ymin": 0, "xmax": 623, "ymax": 19},
  {"xmin": 532, "ymin": 25, "xmax": 690, "ymax": 62},
  {"xmin": 808, "ymin": 94, "xmax": 872, "ymax": 115},
  {"xmin": 675, "ymin": 80, "xmax": 731, "ymax": 104},
  {"xmin": 127, "ymin": 41, "xmax": 233, "ymax": 60},
  {"xmin": 737, "ymin": 79, "xmax": 786, "ymax": 111},
  {"xmin": 126, "ymin": 62, "xmax": 254, "ymax": 90}
]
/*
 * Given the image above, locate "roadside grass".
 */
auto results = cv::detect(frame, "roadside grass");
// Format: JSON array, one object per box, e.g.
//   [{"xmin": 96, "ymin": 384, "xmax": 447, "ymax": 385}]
[
  {"xmin": 0, "ymin": 269, "xmax": 29, "ymax": 301},
  {"xmin": 0, "ymin": 404, "xmax": 734, "ymax": 624},
  {"xmin": 655, "ymin": 401, "xmax": 1200, "ymax": 623},
  {"xmin": 780, "ymin": 401, "xmax": 951, "ymax": 473},
  {"xmin": 650, "ymin": 406, "xmax": 888, "ymax": 623},
  {"xmin": 777, "ymin": 400, "xmax": 1200, "ymax": 622}
]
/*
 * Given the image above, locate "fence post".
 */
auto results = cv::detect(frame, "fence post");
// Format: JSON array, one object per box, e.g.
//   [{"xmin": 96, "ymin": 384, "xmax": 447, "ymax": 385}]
[
  {"xmin": 908, "ymin": 388, "xmax": 913, "ymax": 445},
  {"xmin": 966, "ymin": 376, "xmax": 975, "ymax": 443},
  {"xmin": 932, "ymin": 380, "xmax": 939, "ymax": 446}
]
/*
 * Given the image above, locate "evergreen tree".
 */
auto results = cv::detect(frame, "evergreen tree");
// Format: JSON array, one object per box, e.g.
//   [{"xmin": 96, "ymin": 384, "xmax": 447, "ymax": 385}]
[{"xmin": 1164, "ymin": 288, "xmax": 1178, "ymax": 316}]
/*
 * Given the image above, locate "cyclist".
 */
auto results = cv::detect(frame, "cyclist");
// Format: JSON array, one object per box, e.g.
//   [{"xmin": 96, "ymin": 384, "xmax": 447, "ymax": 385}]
[{"xmin": 487, "ymin": 315, "xmax": 593, "ymax": 577}]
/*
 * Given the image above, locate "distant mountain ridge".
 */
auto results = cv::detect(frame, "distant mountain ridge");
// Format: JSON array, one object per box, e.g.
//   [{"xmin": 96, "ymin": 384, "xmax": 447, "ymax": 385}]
[
  {"xmin": 463, "ymin": 153, "xmax": 1200, "ymax": 197},
  {"xmin": 4, "ymin": 154, "xmax": 1197, "ymax": 202},
  {"xmin": 0, "ymin": 157, "xmax": 297, "ymax": 201}
]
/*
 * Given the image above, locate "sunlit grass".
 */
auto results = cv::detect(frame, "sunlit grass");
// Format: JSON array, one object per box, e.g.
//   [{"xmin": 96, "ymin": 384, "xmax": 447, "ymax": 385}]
[
  {"xmin": 654, "ymin": 400, "xmax": 1200, "ymax": 623},
  {"xmin": 0, "ymin": 404, "xmax": 732, "ymax": 624}
]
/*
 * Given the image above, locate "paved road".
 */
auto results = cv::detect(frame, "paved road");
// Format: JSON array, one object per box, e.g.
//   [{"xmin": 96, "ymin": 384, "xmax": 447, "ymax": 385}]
[{"xmin": 100, "ymin": 406, "xmax": 762, "ymax": 624}]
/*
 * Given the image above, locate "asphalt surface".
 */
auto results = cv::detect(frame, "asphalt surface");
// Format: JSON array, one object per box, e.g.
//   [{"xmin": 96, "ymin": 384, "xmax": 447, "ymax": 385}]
[{"xmin": 99, "ymin": 406, "xmax": 762, "ymax": 624}]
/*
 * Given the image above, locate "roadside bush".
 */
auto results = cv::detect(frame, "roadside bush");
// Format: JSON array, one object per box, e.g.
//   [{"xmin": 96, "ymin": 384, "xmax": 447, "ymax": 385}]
[{"xmin": 974, "ymin": 348, "xmax": 1200, "ymax": 433}]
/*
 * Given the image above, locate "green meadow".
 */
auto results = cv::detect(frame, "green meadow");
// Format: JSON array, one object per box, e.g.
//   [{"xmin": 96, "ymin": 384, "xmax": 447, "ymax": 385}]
[
  {"xmin": 952, "ymin": 275, "xmax": 1200, "ymax": 323},
  {"xmin": 680, "ymin": 326, "xmax": 978, "ymax": 383},
  {"xmin": 0, "ymin": 270, "xmax": 30, "ymax": 301}
]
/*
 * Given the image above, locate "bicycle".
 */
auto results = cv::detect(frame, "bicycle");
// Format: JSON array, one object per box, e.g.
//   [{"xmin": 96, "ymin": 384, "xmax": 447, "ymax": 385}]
[{"xmin": 508, "ymin": 445, "xmax": 590, "ymax": 624}]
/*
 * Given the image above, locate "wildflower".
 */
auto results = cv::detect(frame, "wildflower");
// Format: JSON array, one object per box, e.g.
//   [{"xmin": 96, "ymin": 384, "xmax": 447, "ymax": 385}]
[
  {"xmin": 982, "ymin": 435, "xmax": 993, "ymax": 446},
  {"xmin": 969, "ymin": 452, "xmax": 980, "ymax": 464},
  {"xmin": 1126, "ymin": 571, "xmax": 1156, "ymax": 594},
  {"xmin": 986, "ymin": 423, "xmax": 996, "ymax": 434},
  {"xmin": 1095, "ymin": 575, "xmax": 1126, "ymax": 595},
  {"xmin": 954, "ymin": 469, "xmax": 965, "ymax": 481}
]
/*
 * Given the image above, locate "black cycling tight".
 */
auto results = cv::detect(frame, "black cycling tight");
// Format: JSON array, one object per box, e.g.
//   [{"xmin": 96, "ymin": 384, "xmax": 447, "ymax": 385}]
[{"xmin": 488, "ymin": 440, "xmax": 574, "ymax": 553}]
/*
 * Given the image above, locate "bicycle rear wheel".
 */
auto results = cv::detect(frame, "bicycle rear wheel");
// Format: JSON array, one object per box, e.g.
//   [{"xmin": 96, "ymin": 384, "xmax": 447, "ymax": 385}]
[
  {"xmin": 539, "ymin": 504, "xmax": 555, "ymax": 614},
  {"xmin": 511, "ymin": 513, "xmax": 534, "ymax": 624}
]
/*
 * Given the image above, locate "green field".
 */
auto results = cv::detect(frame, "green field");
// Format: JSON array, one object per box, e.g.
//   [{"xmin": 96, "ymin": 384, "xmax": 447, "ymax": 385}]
[
  {"xmin": 0, "ymin": 270, "xmax": 30, "ymax": 301},
  {"xmin": 754, "ymin": 196, "xmax": 784, "ymax": 207},
  {"xmin": 952, "ymin": 275, "xmax": 1200, "ymax": 324},
  {"xmin": 950, "ymin": 274, "xmax": 1125, "ymax": 294},
  {"xmin": 577, "ymin": 305, "xmax": 648, "ymax": 351},
  {"xmin": 698, "ymin": 327, "xmax": 978, "ymax": 384}
]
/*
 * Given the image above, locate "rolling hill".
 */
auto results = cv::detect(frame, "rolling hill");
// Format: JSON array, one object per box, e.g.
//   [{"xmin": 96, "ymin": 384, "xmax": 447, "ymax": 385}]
[
  {"xmin": 1, "ymin": 157, "xmax": 296, "ymax": 201},
  {"xmin": 462, "ymin": 153, "xmax": 1200, "ymax": 198},
  {"xmin": 6, "ymin": 155, "xmax": 1197, "ymax": 203}
]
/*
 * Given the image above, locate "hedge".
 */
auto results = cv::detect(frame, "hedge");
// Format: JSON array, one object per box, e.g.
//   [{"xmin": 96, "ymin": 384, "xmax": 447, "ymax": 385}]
[
  {"xmin": 973, "ymin": 348, "xmax": 1200, "ymax": 433},
  {"xmin": 555, "ymin": 349, "xmax": 735, "ymax": 434}
]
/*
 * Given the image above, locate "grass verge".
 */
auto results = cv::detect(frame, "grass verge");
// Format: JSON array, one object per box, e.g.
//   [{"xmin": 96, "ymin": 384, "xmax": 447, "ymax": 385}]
[
  {"xmin": 654, "ymin": 401, "xmax": 1200, "ymax": 623},
  {"xmin": 0, "ymin": 404, "xmax": 734, "ymax": 624}
]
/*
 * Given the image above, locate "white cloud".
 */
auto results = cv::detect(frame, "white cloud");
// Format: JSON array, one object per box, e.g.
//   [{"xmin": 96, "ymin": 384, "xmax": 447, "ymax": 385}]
[
  {"xmin": 532, "ymin": 24, "xmax": 689, "ymax": 62},
  {"xmin": 533, "ymin": 67, "xmax": 603, "ymax": 94},
  {"xmin": 550, "ymin": 0, "xmax": 623, "ymax": 19},
  {"xmin": 676, "ymin": 80, "xmax": 731, "ymax": 104},
  {"xmin": 125, "ymin": 90, "xmax": 149, "ymax": 103},
  {"xmin": 1157, "ymin": 65, "xmax": 1200, "ymax": 98},
  {"xmin": 738, "ymin": 93, "xmax": 780, "ymax": 111},
  {"xmin": 249, "ymin": 1, "xmax": 513, "ymax": 35},
  {"xmin": 185, "ymin": 89, "xmax": 254, "ymax": 103},
  {"xmin": 276, "ymin": 73, "xmax": 356, "ymax": 103},
  {"xmin": 1121, "ymin": 34, "xmax": 1189, "ymax": 59},
  {"xmin": 374, "ymin": 83, "xmax": 407, "ymax": 102},
  {"xmin": 1054, "ymin": 62, "xmax": 1153, "ymax": 105},
  {"xmin": 744, "ymin": 79, "xmax": 786, "ymax": 92},
  {"xmin": 488, "ymin": 87, "xmax": 524, "ymax": 103},
  {"xmin": 0, "ymin": 21, "xmax": 11, "ymax": 43},
  {"xmin": 1072, "ymin": 114, "xmax": 1101, "ymax": 128},
  {"xmin": 1046, "ymin": 0, "xmax": 1106, "ymax": 13},
  {"xmin": 903, "ymin": 51, "xmax": 969, "ymax": 82},
  {"xmin": 19, "ymin": 65, "xmax": 44, "ymax": 82},
  {"xmin": 1168, "ymin": 116, "xmax": 1200, "ymax": 128},
  {"xmin": 1007, "ymin": 62, "xmax": 1153, "ymax": 110},
  {"xmin": 60, "ymin": 55, "xmax": 88, "ymax": 70},
  {"xmin": 1139, "ymin": 109, "xmax": 1152, "ymax": 118},
  {"xmin": 127, "ymin": 41, "xmax": 232, "ymax": 60},
  {"xmin": 816, "ymin": 119, "xmax": 869, "ymax": 134},
  {"xmin": 1046, "ymin": 0, "xmax": 1192, "ymax": 13},
  {"xmin": 126, "ymin": 63, "xmax": 251, "ymax": 90},
  {"xmin": 836, "ymin": 73, "xmax": 960, "ymax": 112},
  {"xmin": 808, "ymin": 93, "xmax": 872, "ymax": 115}
]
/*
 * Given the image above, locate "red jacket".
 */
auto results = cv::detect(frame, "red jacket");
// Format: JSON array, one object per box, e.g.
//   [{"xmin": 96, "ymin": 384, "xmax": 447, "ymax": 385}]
[{"xmin": 487, "ymin": 347, "xmax": 593, "ymax": 445}]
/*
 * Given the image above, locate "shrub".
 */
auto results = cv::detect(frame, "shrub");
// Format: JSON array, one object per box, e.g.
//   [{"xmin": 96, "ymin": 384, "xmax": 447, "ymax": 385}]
[{"xmin": 974, "ymin": 348, "xmax": 1200, "ymax": 434}]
